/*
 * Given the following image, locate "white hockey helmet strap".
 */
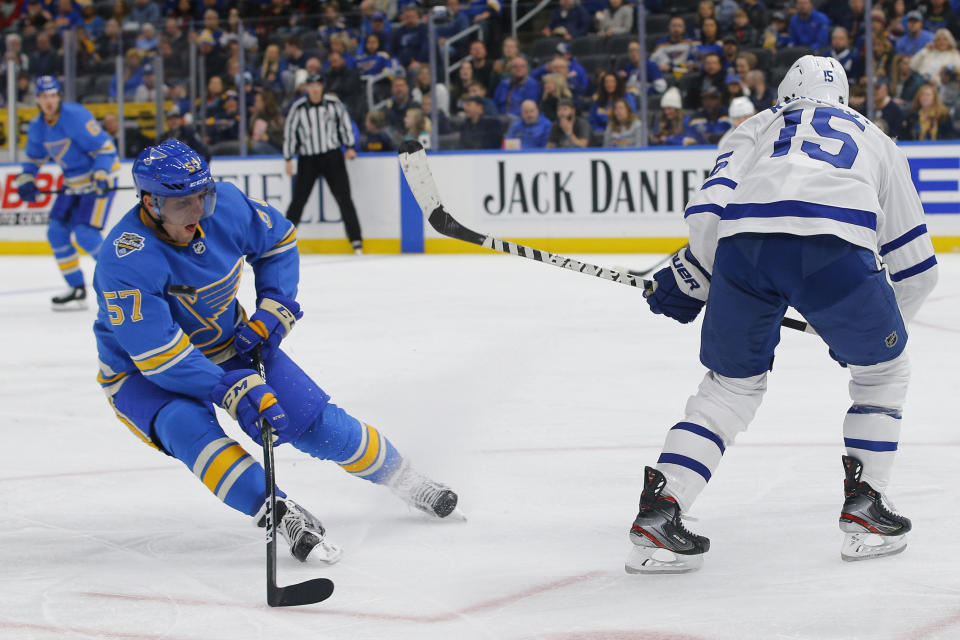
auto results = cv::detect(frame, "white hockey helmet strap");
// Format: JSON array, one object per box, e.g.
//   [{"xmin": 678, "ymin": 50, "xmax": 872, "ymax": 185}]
[{"xmin": 777, "ymin": 55, "xmax": 849, "ymax": 105}]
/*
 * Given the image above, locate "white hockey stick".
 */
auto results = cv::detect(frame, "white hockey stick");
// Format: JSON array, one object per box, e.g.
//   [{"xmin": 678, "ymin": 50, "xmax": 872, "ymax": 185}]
[{"xmin": 398, "ymin": 140, "xmax": 817, "ymax": 336}]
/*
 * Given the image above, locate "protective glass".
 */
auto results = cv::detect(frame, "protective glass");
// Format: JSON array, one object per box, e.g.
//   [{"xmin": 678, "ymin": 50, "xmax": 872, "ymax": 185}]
[{"xmin": 155, "ymin": 182, "xmax": 217, "ymax": 225}]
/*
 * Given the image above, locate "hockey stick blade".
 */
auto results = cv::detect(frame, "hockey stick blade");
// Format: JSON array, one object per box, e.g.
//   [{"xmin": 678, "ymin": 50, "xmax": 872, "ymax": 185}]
[
  {"xmin": 38, "ymin": 185, "xmax": 137, "ymax": 196},
  {"xmin": 397, "ymin": 141, "xmax": 817, "ymax": 335},
  {"xmin": 268, "ymin": 577, "xmax": 335, "ymax": 607}
]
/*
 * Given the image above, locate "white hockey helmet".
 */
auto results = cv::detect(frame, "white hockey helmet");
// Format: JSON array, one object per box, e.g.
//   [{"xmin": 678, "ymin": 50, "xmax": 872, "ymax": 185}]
[{"xmin": 777, "ymin": 55, "xmax": 849, "ymax": 105}]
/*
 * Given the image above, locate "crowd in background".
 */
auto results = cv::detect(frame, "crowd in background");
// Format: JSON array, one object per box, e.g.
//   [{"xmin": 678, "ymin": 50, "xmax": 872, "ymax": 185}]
[{"xmin": 5, "ymin": 0, "xmax": 960, "ymax": 156}]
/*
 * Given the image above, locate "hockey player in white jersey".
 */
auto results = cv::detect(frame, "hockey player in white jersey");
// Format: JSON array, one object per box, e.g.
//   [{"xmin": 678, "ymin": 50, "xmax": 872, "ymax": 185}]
[{"xmin": 627, "ymin": 56, "xmax": 937, "ymax": 573}]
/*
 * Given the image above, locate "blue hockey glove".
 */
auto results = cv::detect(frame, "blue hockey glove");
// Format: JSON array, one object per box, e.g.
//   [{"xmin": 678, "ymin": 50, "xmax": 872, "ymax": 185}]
[
  {"xmin": 234, "ymin": 295, "xmax": 303, "ymax": 361},
  {"xmin": 15, "ymin": 175, "xmax": 38, "ymax": 203},
  {"xmin": 212, "ymin": 369, "xmax": 300, "ymax": 444},
  {"xmin": 93, "ymin": 170, "xmax": 110, "ymax": 196},
  {"xmin": 644, "ymin": 249, "xmax": 711, "ymax": 324}
]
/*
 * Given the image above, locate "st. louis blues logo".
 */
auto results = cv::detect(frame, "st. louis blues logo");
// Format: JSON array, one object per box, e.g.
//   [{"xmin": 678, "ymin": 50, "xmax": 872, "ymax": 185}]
[
  {"xmin": 113, "ymin": 232, "xmax": 145, "ymax": 258},
  {"xmin": 142, "ymin": 148, "xmax": 168, "ymax": 166}
]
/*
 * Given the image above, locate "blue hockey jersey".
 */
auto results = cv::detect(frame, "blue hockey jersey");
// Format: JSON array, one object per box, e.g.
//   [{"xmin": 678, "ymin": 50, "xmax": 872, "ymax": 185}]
[
  {"xmin": 23, "ymin": 102, "xmax": 119, "ymax": 192},
  {"xmin": 93, "ymin": 182, "xmax": 299, "ymax": 401}
]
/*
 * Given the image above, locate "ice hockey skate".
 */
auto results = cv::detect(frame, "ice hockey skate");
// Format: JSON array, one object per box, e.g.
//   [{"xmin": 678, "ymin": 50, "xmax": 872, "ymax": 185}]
[
  {"xmin": 388, "ymin": 460, "xmax": 460, "ymax": 519},
  {"xmin": 839, "ymin": 455, "xmax": 911, "ymax": 562},
  {"xmin": 625, "ymin": 467, "xmax": 709, "ymax": 574},
  {"xmin": 51, "ymin": 286, "xmax": 88, "ymax": 311},
  {"xmin": 256, "ymin": 497, "xmax": 343, "ymax": 564}
]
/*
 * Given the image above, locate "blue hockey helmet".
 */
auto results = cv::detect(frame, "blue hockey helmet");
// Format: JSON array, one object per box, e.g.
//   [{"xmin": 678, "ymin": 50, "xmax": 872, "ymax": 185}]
[
  {"xmin": 132, "ymin": 139, "xmax": 216, "ymax": 224},
  {"xmin": 35, "ymin": 75, "xmax": 62, "ymax": 95}
]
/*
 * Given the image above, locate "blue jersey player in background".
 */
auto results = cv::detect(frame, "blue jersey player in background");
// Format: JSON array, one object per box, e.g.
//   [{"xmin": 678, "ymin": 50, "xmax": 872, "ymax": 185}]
[
  {"xmin": 93, "ymin": 140, "xmax": 459, "ymax": 564},
  {"xmin": 15, "ymin": 75, "xmax": 119, "ymax": 311}
]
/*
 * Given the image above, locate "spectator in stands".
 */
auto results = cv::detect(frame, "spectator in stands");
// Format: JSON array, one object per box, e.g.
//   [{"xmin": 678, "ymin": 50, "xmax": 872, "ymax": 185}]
[
  {"xmin": 16, "ymin": 71, "xmax": 37, "ymax": 108},
  {"xmin": 873, "ymin": 76, "xmax": 905, "ymax": 139},
  {"xmin": 361, "ymin": 110, "xmax": 397, "ymax": 152},
  {"xmin": 504, "ymin": 99, "xmax": 551, "ymax": 148},
  {"xmin": 163, "ymin": 106, "xmax": 211, "ymax": 161},
  {"xmin": 459, "ymin": 94, "xmax": 503, "ymax": 148},
  {"xmin": 403, "ymin": 107, "xmax": 432, "ymax": 148},
  {"xmin": 318, "ymin": 3, "xmax": 356, "ymax": 51},
  {"xmin": 359, "ymin": 1, "xmax": 391, "ymax": 42},
  {"xmin": 825, "ymin": 27, "xmax": 860, "ymax": 81},
  {"xmin": 745, "ymin": 69, "xmax": 776, "ymax": 110},
  {"xmin": 97, "ymin": 18, "xmax": 123, "ymax": 61},
  {"xmin": 437, "ymin": 0, "xmax": 470, "ymax": 60},
  {"xmin": 789, "ymin": 0, "xmax": 831, "ymax": 49},
  {"xmin": 411, "ymin": 65, "xmax": 450, "ymax": 115},
  {"xmin": 201, "ymin": 9, "xmax": 223, "ymax": 44},
  {"xmin": 603, "ymin": 97, "xmax": 643, "ymax": 147},
  {"xmin": 533, "ymin": 43, "xmax": 588, "ymax": 96},
  {"xmin": 111, "ymin": 0, "xmax": 131, "ymax": 26},
  {"xmin": 164, "ymin": 17, "xmax": 186, "ymax": 50},
  {"xmin": 651, "ymin": 15, "xmax": 697, "ymax": 78},
  {"xmin": 136, "ymin": 22, "xmax": 159, "ymax": 52},
  {"xmin": 420, "ymin": 93, "xmax": 452, "ymax": 135},
  {"xmin": 494, "ymin": 56, "xmax": 540, "ymax": 116},
  {"xmin": 4, "ymin": 34, "xmax": 29, "ymax": 77},
  {"xmin": 366, "ymin": 11, "xmax": 393, "ymax": 52},
  {"xmin": 620, "ymin": 41, "xmax": 668, "ymax": 95},
  {"xmin": 21, "ymin": 0, "xmax": 52, "ymax": 36},
  {"xmin": 223, "ymin": 7, "xmax": 258, "ymax": 53},
  {"xmin": 589, "ymin": 72, "xmax": 635, "ymax": 131},
  {"xmin": 891, "ymin": 52, "xmax": 927, "ymax": 105},
  {"xmin": 898, "ymin": 10, "xmax": 935, "ymax": 55},
  {"xmin": 687, "ymin": 52, "xmax": 727, "ymax": 109},
  {"xmin": 721, "ymin": 36, "xmax": 741, "ymax": 72},
  {"xmin": 938, "ymin": 64, "xmax": 960, "ymax": 111},
  {"xmin": 81, "ymin": 3, "xmax": 105, "ymax": 40},
  {"xmin": 170, "ymin": 0, "xmax": 193, "ymax": 31},
  {"xmin": 693, "ymin": 17, "xmax": 724, "ymax": 69},
  {"xmin": 464, "ymin": 0, "xmax": 501, "ymax": 44},
  {"xmin": 741, "ymin": 0, "xmax": 768, "ymax": 32},
  {"xmin": 248, "ymin": 90, "xmax": 284, "ymax": 155},
  {"xmin": 384, "ymin": 75, "xmax": 419, "ymax": 131},
  {"xmin": 540, "ymin": 72, "xmax": 572, "ymax": 121},
  {"xmin": 133, "ymin": 63, "xmax": 162, "ymax": 102},
  {"xmin": 911, "ymin": 28, "xmax": 960, "ymax": 79},
  {"xmin": 542, "ymin": 0, "xmax": 591, "ymax": 40},
  {"xmin": 871, "ymin": 11, "xmax": 897, "ymax": 78},
  {"xmin": 826, "ymin": 0, "xmax": 865, "ymax": 46},
  {"xmin": 325, "ymin": 51, "xmax": 365, "ymax": 121},
  {"xmin": 469, "ymin": 40, "xmax": 500, "ymax": 93},
  {"xmin": 923, "ymin": 0, "xmax": 960, "ymax": 41},
  {"xmin": 733, "ymin": 52, "xmax": 756, "ymax": 80},
  {"xmin": 198, "ymin": 29, "xmax": 226, "ymax": 79},
  {"xmin": 109, "ymin": 49, "xmax": 145, "ymax": 100},
  {"xmin": 650, "ymin": 87, "xmax": 699, "ymax": 146},
  {"xmin": 208, "ymin": 90, "xmax": 241, "ymax": 146},
  {"xmin": 256, "ymin": 44, "xmax": 287, "ymax": 93},
  {"xmin": 124, "ymin": 0, "xmax": 159, "ymax": 29},
  {"xmin": 325, "ymin": 34, "xmax": 358, "ymax": 71},
  {"xmin": 594, "ymin": 0, "xmax": 633, "ymax": 37},
  {"xmin": 904, "ymin": 82, "xmax": 957, "ymax": 138},
  {"xmin": 695, "ymin": 0, "xmax": 717, "ymax": 37},
  {"xmin": 493, "ymin": 36, "xmax": 521, "ymax": 75},
  {"xmin": 728, "ymin": 9, "xmax": 758, "ymax": 47},
  {"xmin": 101, "ymin": 111, "xmax": 151, "ymax": 159},
  {"xmin": 30, "ymin": 32, "xmax": 59, "ymax": 77},
  {"xmin": 714, "ymin": 0, "xmax": 740, "ymax": 32},
  {"xmin": 718, "ymin": 96, "xmax": 755, "ymax": 147},
  {"xmin": 203, "ymin": 74, "xmax": 225, "ymax": 115},
  {"xmin": 391, "ymin": 5, "xmax": 429, "ymax": 71},
  {"xmin": 762, "ymin": 11, "xmax": 791, "ymax": 51},
  {"xmin": 688, "ymin": 84, "xmax": 731, "ymax": 144},
  {"xmin": 451, "ymin": 60, "xmax": 477, "ymax": 109},
  {"xmin": 725, "ymin": 72, "xmax": 747, "ymax": 102},
  {"xmin": 357, "ymin": 34, "xmax": 399, "ymax": 80},
  {"xmin": 283, "ymin": 35, "xmax": 309, "ymax": 73},
  {"xmin": 467, "ymin": 81, "xmax": 500, "ymax": 116},
  {"xmin": 547, "ymin": 99, "xmax": 590, "ymax": 147}
]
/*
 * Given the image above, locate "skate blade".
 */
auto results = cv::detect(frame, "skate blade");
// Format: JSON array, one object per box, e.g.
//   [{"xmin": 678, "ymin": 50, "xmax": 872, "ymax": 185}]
[
  {"xmin": 305, "ymin": 539, "xmax": 344, "ymax": 565},
  {"xmin": 840, "ymin": 532, "xmax": 907, "ymax": 562},
  {"xmin": 51, "ymin": 300, "xmax": 88, "ymax": 312},
  {"xmin": 624, "ymin": 545, "xmax": 703, "ymax": 574}
]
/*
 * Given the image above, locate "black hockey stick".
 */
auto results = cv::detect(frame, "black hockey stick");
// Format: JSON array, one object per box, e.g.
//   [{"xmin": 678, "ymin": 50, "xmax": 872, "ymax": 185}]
[
  {"xmin": 623, "ymin": 243, "xmax": 689, "ymax": 277},
  {"xmin": 252, "ymin": 345, "xmax": 335, "ymax": 607},
  {"xmin": 38, "ymin": 185, "xmax": 137, "ymax": 195},
  {"xmin": 397, "ymin": 140, "xmax": 817, "ymax": 336}
]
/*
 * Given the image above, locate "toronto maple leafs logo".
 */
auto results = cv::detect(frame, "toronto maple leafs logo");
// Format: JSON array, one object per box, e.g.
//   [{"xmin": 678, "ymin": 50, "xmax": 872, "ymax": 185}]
[{"xmin": 114, "ymin": 232, "xmax": 145, "ymax": 258}]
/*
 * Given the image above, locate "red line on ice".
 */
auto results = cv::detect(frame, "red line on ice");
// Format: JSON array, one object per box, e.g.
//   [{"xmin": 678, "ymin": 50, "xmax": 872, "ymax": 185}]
[{"xmin": 0, "ymin": 619, "xmax": 214, "ymax": 640}]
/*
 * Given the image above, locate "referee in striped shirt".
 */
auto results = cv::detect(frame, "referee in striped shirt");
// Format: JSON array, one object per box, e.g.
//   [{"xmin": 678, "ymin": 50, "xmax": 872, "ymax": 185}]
[{"xmin": 283, "ymin": 72, "xmax": 363, "ymax": 253}]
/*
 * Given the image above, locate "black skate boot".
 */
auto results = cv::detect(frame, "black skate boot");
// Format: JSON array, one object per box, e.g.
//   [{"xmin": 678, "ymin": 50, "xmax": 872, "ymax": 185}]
[
  {"xmin": 51, "ymin": 286, "xmax": 87, "ymax": 311},
  {"xmin": 388, "ymin": 461, "xmax": 460, "ymax": 518},
  {"xmin": 839, "ymin": 455, "xmax": 911, "ymax": 561},
  {"xmin": 625, "ymin": 467, "xmax": 710, "ymax": 574},
  {"xmin": 255, "ymin": 497, "xmax": 343, "ymax": 564}
]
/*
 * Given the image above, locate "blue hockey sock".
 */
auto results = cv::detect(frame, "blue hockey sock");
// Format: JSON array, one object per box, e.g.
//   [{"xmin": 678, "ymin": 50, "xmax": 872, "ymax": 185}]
[
  {"xmin": 72, "ymin": 223, "xmax": 103, "ymax": 260},
  {"xmin": 47, "ymin": 219, "xmax": 84, "ymax": 288},
  {"xmin": 292, "ymin": 402, "xmax": 403, "ymax": 484},
  {"xmin": 155, "ymin": 399, "xmax": 281, "ymax": 516}
]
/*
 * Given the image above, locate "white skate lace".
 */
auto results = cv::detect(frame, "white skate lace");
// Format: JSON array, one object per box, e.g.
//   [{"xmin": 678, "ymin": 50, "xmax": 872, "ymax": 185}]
[{"xmin": 391, "ymin": 464, "xmax": 445, "ymax": 511}]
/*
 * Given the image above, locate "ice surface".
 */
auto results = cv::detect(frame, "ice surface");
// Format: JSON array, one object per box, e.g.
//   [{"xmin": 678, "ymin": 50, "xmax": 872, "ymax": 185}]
[{"xmin": 1, "ymin": 252, "xmax": 958, "ymax": 640}]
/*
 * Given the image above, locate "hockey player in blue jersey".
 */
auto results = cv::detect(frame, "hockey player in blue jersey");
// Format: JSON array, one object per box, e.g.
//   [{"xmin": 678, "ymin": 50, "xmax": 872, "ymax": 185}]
[
  {"xmin": 93, "ymin": 139, "xmax": 459, "ymax": 564},
  {"xmin": 16, "ymin": 75, "xmax": 119, "ymax": 310},
  {"xmin": 627, "ymin": 56, "xmax": 938, "ymax": 573}
]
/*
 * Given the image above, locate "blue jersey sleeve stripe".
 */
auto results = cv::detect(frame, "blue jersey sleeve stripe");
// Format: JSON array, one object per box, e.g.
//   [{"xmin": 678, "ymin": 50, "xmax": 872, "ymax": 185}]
[
  {"xmin": 657, "ymin": 453, "xmax": 712, "ymax": 482},
  {"xmin": 716, "ymin": 151, "xmax": 733, "ymax": 160},
  {"xmin": 879, "ymin": 225, "xmax": 928, "ymax": 256},
  {"xmin": 701, "ymin": 177, "xmax": 737, "ymax": 190},
  {"xmin": 723, "ymin": 201, "xmax": 877, "ymax": 229},
  {"xmin": 890, "ymin": 255, "xmax": 937, "ymax": 282},
  {"xmin": 684, "ymin": 203, "xmax": 724, "ymax": 218},
  {"xmin": 670, "ymin": 422, "xmax": 725, "ymax": 453},
  {"xmin": 844, "ymin": 437, "xmax": 899, "ymax": 452}
]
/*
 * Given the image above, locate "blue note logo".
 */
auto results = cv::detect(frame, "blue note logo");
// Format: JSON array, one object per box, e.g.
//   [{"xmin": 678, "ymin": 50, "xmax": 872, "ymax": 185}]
[{"xmin": 113, "ymin": 232, "xmax": 145, "ymax": 258}]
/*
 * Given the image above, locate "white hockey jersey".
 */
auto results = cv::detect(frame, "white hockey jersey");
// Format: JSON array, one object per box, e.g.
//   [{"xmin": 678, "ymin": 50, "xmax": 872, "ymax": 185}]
[{"xmin": 684, "ymin": 96, "xmax": 937, "ymax": 323}]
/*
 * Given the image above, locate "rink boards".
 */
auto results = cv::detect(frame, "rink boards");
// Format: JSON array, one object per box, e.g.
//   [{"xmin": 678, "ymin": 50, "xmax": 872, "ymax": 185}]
[{"xmin": 1, "ymin": 142, "xmax": 959, "ymax": 254}]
